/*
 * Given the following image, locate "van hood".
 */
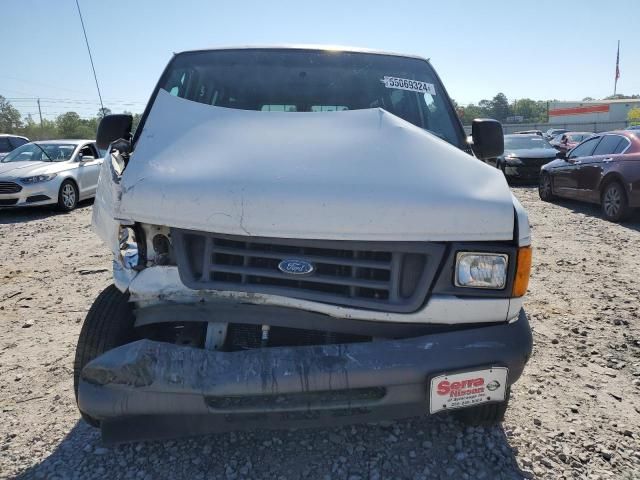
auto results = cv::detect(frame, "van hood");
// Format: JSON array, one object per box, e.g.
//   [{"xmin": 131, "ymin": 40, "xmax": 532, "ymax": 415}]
[{"xmin": 117, "ymin": 90, "xmax": 514, "ymax": 241}]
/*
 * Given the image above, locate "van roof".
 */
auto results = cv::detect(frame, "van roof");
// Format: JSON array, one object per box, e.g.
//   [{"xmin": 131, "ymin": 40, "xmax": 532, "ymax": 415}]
[{"xmin": 174, "ymin": 45, "xmax": 429, "ymax": 62}]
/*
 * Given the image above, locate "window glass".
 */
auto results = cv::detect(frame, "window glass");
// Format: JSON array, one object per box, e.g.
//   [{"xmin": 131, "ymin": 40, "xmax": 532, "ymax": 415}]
[
  {"xmin": 10, "ymin": 137, "xmax": 28, "ymax": 148},
  {"xmin": 1, "ymin": 143, "xmax": 77, "ymax": 163},
  {"xmin": 310, "ymin": 105, "xmax": 349, "ymax": 112},
  {"xmin": 260, "ymin": 105, "xmax": 297, "ymax": 112},
  {"xmin": 504, "ymin": 135, "xmax": 553, "ymax": 150},
  {"xmin": 592, "ymin": 135, "xmax": 623, "ymax": 156},
  {"xmin": 613, "ymin": 137, "xmax": 630, "ymax": 154},
  {"xmin": 80, "ymin": 145, "xmax": 95, "ymax": 157},
  {"xmin": 0, "ymin": 138, "xmax": 12, "ymax": 153},
  {"xmin": 568, "ymin": 137, "xmax": 600, "ymax": 158}
]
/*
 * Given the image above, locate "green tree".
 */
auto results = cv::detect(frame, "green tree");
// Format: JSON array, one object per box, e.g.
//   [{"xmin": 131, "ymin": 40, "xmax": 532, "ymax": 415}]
[
  {"xmin": 57, "ymin": 112, "xmax": 97, "ymax": 138},
  {"xmin": 457, "ymin": 104, "xmax": 485, "ymax": 125},
  {"xmin": 57, "ymin": 112, "xmax": 84, "ymax": 137},
  {"xmin": 628, "ymin": 107, "xmax": 640, "ymax": 125},
  {"xmin": 132, "ymin": 113, "xmax": 142, "ymax": 133},
  {"xmin": 512, "ymin": 99, "xmax": 538, "ymax": 121},
  {"xmin": 0, "ymin": 95, "xmax": 22, "ymax": 133},
  {"xmin": 489, "ymin": 93, "xmax": 511, "ymax": 122},
  {"xmin": 604, "ymin": 93, "xmax": 640, "ymax": 100}
]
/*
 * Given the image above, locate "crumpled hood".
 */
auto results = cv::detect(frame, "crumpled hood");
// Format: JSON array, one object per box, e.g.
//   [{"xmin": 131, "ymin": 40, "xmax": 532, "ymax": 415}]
[{"xmin": 118, "ymin": 90, "xmax": 514, "ymax": 241}]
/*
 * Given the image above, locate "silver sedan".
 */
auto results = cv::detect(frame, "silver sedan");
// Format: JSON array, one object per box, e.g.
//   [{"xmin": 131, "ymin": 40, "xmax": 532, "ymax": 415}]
[{"xmin": 0, "ymin": 140, "xmax": 103, "ymax": 211}]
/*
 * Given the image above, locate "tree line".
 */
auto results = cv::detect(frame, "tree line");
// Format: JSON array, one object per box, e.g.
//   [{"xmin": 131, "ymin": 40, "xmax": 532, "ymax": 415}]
[
  {"xmin": 0, "ymin": 95, "xmax": 141, "ymax": 141},
  {"xmin": 454, "ymin": 92, "xmax": 640, "ymax": 125}
]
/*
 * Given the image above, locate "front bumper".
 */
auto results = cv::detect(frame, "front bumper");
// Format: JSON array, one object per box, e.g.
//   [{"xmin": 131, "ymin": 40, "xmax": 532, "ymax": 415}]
[
  {"xmin": 0, "ymin": 178, "xmax": 60, "ymax": 207},
  {"xmin": 78, "ymin": 309, "xmax": 532, "ymax": 443},
  {"xmin": 504, "ymin": 165, "xmax": 544, "ymax": 181}
]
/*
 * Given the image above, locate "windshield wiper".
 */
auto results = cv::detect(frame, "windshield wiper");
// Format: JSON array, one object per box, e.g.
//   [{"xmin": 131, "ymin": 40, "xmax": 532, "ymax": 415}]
[{"xmin": 32, "ymin": 143, "xmax": 54, "ymax": 162}]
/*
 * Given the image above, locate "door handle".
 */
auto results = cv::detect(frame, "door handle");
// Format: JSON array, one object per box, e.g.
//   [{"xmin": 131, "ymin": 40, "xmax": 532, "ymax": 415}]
[{"xmin": 603, "ymin": 157, "xmax": 613, "ymax": 162}]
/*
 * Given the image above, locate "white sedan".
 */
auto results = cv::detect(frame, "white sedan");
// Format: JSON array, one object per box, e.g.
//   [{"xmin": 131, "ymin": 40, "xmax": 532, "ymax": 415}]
[{"xmin": 0, "ymin": 139, "xmax": 103, "ymax": 211}]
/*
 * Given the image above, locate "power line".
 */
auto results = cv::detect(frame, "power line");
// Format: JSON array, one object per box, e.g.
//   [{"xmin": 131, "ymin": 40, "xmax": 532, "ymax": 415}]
[
  {"xmin": 74, "ymin": 0, "xmax": 105, "ymax": 115},
  {"xmin": 5, "ymin": 97, "xmax": 145, "ymax": 105}
]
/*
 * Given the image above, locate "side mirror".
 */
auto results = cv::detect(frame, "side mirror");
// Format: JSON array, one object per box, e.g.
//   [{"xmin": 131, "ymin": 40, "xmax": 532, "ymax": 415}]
[
  {"xmin": 471, "ymin": 119, "xmax": 504, "ymax": 160},
  {"xmin": 96, "ymin": 114, "xmax": 133, "ymax": 151}
]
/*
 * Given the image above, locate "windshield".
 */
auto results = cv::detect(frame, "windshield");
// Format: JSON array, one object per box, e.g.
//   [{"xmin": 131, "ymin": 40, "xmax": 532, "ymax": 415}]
[
  {"xmin": 1, "ymin": 143, "xmax": 77, "ymax": 163},
  {"xmin": 152, "ymin": 49, "xmax": 465, "ymax": 148},
  {"xmin": 504, "ymin": 135, "xmax": 552, "ymax": 150}
]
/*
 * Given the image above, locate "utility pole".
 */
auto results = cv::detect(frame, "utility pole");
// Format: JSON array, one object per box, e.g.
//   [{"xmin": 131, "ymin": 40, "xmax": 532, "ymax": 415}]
[
  {"xmin": 546, "ymin": 101, "xmax": 550, "ymax": 123},
  {"xmin": 37, "ymin": 98, "xmax": 43, "ymax": 136}
]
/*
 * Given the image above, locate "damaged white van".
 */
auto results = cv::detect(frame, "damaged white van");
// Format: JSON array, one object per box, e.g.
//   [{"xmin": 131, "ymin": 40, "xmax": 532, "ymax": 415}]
[{"xmin": 75, "ymin": 46, "xmax": 533, "ymax": 443}]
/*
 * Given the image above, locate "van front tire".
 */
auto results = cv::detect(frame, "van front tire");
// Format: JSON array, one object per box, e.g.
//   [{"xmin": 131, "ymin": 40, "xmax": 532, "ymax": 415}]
[{"xmin": 73, "ymin": 285, "xmax": 137, "ymax": 427}]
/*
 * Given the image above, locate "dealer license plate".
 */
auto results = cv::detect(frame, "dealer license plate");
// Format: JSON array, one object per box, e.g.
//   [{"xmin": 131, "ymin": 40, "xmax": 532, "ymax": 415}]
[{"xmin": 429, "ymin": 367, "xmax": 508, "ymax": 414}]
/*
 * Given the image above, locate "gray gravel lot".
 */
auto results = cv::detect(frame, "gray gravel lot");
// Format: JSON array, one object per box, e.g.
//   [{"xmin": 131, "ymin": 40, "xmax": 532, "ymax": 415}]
[{"xmin": 1, "ymin": 187, "xmax": 639, "ymax": 479}]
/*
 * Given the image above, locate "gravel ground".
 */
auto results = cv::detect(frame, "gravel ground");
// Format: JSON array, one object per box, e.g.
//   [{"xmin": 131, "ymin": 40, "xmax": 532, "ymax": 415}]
[{"xmin": 1, "ymin": 187, "xmax": 639, "ymax": 479}]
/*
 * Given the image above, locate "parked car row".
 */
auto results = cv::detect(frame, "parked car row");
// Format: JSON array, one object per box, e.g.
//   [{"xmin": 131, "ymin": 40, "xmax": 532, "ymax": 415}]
[
  {"xmin": 544, "ymin": 128, "xmax": 567, "ymax": 140},
  {"xmin": 484, "ymin": 129, "xmax": 639, "ymax": 223},
  {"xmin": 539, "ymin": 130, "xmax": 640, "ymax": 222},
  {"xmin": 0, "ymin": 139, "xmax": 103, "ymax": 211},
  {"xmin": 548, "ymin": 131, "xmax": 594, "ymax": 153}
]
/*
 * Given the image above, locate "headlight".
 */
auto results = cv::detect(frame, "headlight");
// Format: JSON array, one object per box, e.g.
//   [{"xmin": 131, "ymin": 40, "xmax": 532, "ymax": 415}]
[
  {"xmin": 20, "ymin": 173, "xmax": 57, "ymax": 184},
  {"xmin": 455, "ymin": 252, "xmax": 508, "ymax": 289},
  {"xmin": 118, "ymin": 226, "xmax": 139, "ymax": 269}
]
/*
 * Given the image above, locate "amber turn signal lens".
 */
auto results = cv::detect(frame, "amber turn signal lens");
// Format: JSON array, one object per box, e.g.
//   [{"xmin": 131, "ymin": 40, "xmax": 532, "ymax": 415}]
[{"xmin": 512, "ymin": 246, "xmax": 532, "ymax": 297}]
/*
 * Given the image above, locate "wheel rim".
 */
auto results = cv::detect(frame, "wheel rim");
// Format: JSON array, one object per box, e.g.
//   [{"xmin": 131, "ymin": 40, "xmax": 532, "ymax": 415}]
[
  {"xmin": 541, "ymin": 176, "xmax": 551, "ymax": 197},
  {"xmin": 603, "ymin": 185, "xmax": 621, "ymax": 217},
  {"xmin": 62, "ymin": 184, "xmax": 76, "ymax": 208}
]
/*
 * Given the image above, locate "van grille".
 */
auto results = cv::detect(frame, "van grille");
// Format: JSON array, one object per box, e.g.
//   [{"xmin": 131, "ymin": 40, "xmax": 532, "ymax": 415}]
[
  {"xmin": 172, "ymin": 230, "xmax": 445, "ymax": 312},
  {"xmin": 0, "ymin": 182, "xmax": 22, "ymax": 194}
]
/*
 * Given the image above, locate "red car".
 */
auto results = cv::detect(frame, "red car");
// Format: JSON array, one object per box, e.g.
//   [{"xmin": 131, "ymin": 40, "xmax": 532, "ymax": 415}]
[
  {"xmin": 539, "ymin": 130, "xmax": 640, "ymax": 221},
  {"xmin": 549, "ymin": 131, "xmax": 593, "ymax": 154}
]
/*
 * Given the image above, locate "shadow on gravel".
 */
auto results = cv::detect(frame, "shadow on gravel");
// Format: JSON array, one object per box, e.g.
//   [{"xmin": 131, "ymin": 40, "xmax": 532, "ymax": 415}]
[
  {"xmin": 0, "ymin": 200, "xmax": 93, "ymax": 225},
  {"xmin": 509, "ymin": 185, "xmax": 640, "ymax": 232},
  {"xmin": 551, "ymin": 198, "xmax": 640, "ymax": 233},
  {"xmin": 15, "ymin": 415, "xmax": 528, "ymax": 479}
]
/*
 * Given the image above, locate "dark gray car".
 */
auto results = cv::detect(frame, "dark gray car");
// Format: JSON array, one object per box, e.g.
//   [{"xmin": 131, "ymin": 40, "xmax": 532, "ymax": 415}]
[{"xmin": 487, "ymin": 134, "xmax": 558, "ymax": 182}]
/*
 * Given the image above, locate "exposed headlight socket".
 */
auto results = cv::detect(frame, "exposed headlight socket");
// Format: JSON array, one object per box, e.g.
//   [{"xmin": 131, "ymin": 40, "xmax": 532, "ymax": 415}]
[
  {"xmin": 118, "ymin": 225, "xmax": 139, "ymax": 270},
  {"xmin": 152, "ymin": 234, "xmax": 172, "ymax": 265}
]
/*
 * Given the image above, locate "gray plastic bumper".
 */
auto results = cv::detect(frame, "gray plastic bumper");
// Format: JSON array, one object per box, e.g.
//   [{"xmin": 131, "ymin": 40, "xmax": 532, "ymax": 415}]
[{"xmin": 78, "ymin": 309, "xmax": 532, "ymax": 443}]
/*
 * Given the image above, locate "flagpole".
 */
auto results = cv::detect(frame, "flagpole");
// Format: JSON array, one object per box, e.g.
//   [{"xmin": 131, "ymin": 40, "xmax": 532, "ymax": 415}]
[{"xmin": 614, "ymin": 40, "xmax": 620, "ymax": 96}]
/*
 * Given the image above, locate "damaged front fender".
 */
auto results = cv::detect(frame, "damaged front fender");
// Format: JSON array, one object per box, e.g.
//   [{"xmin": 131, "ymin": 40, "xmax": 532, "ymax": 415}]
[{"xmin": 92, "ymin": 150, "xmax": 138, "ymax": 291}]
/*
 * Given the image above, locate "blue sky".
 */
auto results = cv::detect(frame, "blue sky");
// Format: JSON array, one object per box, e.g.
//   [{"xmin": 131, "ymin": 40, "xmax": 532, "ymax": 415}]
[{"xmin": 2, "ymin": 0, "xmax": 639, "ymax": 119}]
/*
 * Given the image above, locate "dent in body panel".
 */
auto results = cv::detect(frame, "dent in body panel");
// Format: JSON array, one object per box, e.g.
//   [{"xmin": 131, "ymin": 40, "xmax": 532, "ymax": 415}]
[
  {"xmin": 127, "ymin": 266, "xmax": 511, "ymax": 325},
  {"xmin": 117, "ymin": 90, "xmax": 516, "ymax": 242}
]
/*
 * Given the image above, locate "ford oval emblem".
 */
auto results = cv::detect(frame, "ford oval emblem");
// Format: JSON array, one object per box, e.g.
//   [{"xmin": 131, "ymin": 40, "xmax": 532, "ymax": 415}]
[{"xmin": 278, "ymin": 259, "xmax": 315, "ymax": 276}]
